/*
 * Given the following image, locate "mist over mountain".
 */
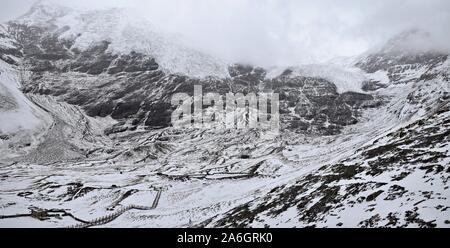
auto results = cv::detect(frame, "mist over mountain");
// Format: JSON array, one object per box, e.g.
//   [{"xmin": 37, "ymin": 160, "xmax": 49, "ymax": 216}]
[
  {"xmin": 0, "ymin": 0, "xmax": 449, "ymax": 228},
  {"xmin": 2, "ymin": 0, "xmax": 450, "ymax": 66}
]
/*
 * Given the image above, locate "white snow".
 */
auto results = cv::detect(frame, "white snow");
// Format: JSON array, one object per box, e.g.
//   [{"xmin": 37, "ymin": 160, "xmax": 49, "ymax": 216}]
[
  {"xmin": 0, "ymin": 60, "xmax": 49, "ymax": 134},
  {"xmin": 0, "ymin": 25, "xmax": 17, "ymax": 50},
  {"xmin": 0, "ymin": 1, "xmax": 448, "ymax": 228},
  {"xmin": 15, "ymin": 3, "xmax": 231, "ymax": 79},
  {"xmin": 266, "ymin": 64, "xmax": 367, "ymax": 93}
]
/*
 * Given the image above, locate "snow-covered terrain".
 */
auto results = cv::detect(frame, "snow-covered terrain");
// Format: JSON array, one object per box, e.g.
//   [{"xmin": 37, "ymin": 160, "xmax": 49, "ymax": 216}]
[
  {"xmin": 16, "ymin": 1, "xmax": 230, "ymax": 79},
  {"xmin": 0, "ymin": 61, "xmax": 48, "ymax": 133},
  {"xmin": 0, "ymin": 1, "xmax": 449, "ymax": 228},
  {"xmin": 266, "ymin": 64, "xmax": 367, "ymax": 93}
]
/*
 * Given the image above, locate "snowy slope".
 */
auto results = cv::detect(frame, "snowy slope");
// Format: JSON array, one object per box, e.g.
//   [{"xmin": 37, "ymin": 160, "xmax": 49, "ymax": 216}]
[
  {"xmin": 0, "ymin": 60, "xmax": 49, "ymax": 134},
  {"xmin": 14, "ymin": 1, "xmax": 230, "ymax": 79},
  {"xmin": 266, "ymin": 64, "xmax": 367, "ymax": 93},
  {"xmin": 0, "ymin": 59, "xmax": 54, "ymax": 160},
  {"xmin": 0, "ymin": 2, "xmax": 449, "ymax": 228}
]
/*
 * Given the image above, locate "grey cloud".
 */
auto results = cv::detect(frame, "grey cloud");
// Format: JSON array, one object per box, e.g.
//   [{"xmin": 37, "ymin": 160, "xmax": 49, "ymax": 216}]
[{"xmin": 1, "ymin": 0, "xmax": 449, "ymax": 66}]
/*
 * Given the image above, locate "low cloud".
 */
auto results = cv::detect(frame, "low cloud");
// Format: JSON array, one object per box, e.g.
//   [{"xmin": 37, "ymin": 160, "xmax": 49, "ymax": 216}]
[{"xmin": 2, "ymin": 0, "xmax": 450, "ymax": 66}]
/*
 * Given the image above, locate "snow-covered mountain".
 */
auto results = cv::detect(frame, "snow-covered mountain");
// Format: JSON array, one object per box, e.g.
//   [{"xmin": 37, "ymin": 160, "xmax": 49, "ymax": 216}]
[
  {"xmin": 0, "ymin": 1, "xmax": 448, "ymax": 227},
  {"xmin": 15, "ymin": 0, "xmax": 230, "ymax": 78}
]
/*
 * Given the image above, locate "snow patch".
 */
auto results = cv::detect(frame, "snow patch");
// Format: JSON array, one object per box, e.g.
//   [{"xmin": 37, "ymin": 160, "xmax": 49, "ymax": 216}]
[
  {"xmin": 266, "ymin": 64, "xmax": 366, "ymax": 93},
  {"xmin": 0, "ymin": 61, "xmax": 48, "ymax": 134},
  {"xmin": 16, "ymin": 3, "xmax": 230, "ymax": 79}
]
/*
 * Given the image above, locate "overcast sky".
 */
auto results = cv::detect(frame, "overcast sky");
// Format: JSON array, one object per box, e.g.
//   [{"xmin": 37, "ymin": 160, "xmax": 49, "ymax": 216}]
[{"xmin": 1, "ymin": 0, "xmax": 449, "ymax": 66}]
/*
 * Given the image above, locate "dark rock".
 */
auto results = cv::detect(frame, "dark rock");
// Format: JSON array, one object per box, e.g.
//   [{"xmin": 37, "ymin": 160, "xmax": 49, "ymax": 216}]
[
  {"xmin": 366, "ymin": 190, "xmax": 384, "ymax": 201},
  {"xmin": 362, "ymin": 80, "xmax": 388, "ymax": 91}
]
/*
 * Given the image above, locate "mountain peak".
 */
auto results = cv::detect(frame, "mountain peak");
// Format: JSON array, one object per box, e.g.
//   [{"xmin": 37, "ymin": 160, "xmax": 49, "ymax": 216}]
[
  {"xmin": 17, "ymin": 0, "xmax": 72, "ymax": 25},
  {"xmin": 380, "ymin": 28, "xmax": 442, "ymax": 54},
  {"xmin": 10, "ymin": 1, "xmax": 230, "ymax": 79}
]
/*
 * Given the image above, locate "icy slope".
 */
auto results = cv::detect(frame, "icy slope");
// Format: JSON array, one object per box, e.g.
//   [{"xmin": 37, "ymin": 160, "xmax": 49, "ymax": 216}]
[
  {"xmin": 205, "ymin": 100, "xmax": 450, "ymax": 228},
  {"xmin": 266, "ymin": 64, "xmax": 367, "ymax": 94},
  {"xmin": 14, "ymin": 1, "xmax": 230, "ymax": 79},
  {"xmin": 0, "ymin": 61, "xmax": 45, "ymax": 133},
  {"xmin": 0, "ymin": 2, "xmax": 448, "ymax": 227}
]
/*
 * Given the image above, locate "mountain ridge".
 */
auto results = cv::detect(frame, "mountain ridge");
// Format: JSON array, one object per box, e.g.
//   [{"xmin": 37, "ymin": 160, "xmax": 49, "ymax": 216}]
[{"xmin": 0, "ymin": 2, "xmax": 449, "ymax": 228}]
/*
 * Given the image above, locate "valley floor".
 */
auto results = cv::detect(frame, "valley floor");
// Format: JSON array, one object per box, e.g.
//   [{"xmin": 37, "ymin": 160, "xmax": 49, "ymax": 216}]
[{"xmin": 1, "ymin": 82, "xmax": 448, "ymax": 227}]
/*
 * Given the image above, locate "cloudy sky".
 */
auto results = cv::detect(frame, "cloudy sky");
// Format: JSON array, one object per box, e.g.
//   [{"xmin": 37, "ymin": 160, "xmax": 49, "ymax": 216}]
[{"xmin": 1, "ymin": 0, "xmax": 449, "ymax": 66}]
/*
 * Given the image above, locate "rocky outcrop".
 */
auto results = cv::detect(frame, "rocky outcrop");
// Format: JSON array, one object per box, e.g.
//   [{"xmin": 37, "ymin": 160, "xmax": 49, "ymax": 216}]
[{"xmin": 9, "ymin": 20, "xmax": 374, "ymax": 135}]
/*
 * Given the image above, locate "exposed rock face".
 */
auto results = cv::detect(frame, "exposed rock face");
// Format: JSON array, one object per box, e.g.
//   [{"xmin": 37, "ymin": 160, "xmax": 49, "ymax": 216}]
[
  {"xmin": 0, "ymin": 3, "xmax": 449, "ymax": 228},
  {"xmin": 0, "ymin": 24, "xmax": 22, "ymax": 65},
  {"xmin": 5, "ymin": 20, "xmax": 374, "ymax": 135},
  {"xmin": 362, "ymin": 80, "xmax": 388, "ymax": 91},
  {"xmin": 266, "ymin": 72, "xmax": 376, "ymax": 134}
]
